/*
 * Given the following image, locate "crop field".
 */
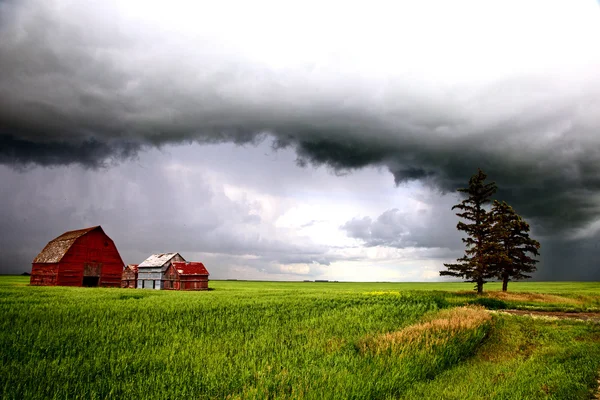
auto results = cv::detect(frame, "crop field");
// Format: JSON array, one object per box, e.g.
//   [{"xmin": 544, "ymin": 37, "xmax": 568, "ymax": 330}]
[{"xmin": 1, "ymin": 277, "xmax": 600, "ymax": 399}]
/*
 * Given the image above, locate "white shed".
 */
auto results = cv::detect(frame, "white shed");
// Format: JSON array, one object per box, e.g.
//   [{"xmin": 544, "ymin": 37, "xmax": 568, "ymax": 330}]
[{"xmin": 136, "ymin": 253, "xmax": 186, "ymax": 290}]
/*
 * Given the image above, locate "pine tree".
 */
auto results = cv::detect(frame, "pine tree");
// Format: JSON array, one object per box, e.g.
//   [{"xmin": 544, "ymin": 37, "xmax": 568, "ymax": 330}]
[
  {"xmin": 441, "ymin": 169, "xmax": 497, "ymax": 293},
  {"xmin": 490, "ymin": 200, "xmax": 540, "ymax": 291}
]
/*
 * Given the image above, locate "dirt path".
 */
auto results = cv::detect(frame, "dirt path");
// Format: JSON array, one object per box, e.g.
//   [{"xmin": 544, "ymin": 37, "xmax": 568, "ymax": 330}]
[
  {"xmin": 497, "ymin": 309, "xmax": 600, "ymax": 322},
  {"xmin": 497, "ymin": 309, "xmax": 600, "ymax": 398}
]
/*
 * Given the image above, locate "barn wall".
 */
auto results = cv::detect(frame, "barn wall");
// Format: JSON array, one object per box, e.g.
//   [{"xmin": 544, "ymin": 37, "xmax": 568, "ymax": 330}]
[
  {"xmin": 30, "ymin": 263, "xmax": 59, "ymax": 286},
  {"xmin": 162, "ymin": 265, "xmax": 179, "ymax": 290},
  {"xmin": 135, "ymin": 255, "xmax": 188, "ymax": 290},
  {"xmin": 58, "ymin": 229, "xmax": 123, "ymax": 287},
  {"xmin": 121, "ymin": 269, "xmax": 137, "ymax": 288},
  {"xmin": 137, "ymin": 267, "xmax": 162, "ymax": 289},
  {"xmin": 172, "ymin": 254, "xmax": 185, "ymax": 264},
  {"xmin": 180, "ymin": 276, "xmax": 209, "ymax": 290},
  {"xmin": 122, "ymin": 280, "xmax": 136, "ymax": 289},
  {"xmin": 122, "ymin": 270, "xmax": 136, "ymax": 280}
]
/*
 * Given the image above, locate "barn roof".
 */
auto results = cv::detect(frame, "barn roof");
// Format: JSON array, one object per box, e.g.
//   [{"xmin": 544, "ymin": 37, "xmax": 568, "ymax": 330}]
[
  {"xmin": 33, "ymin": 226, "xmax": 103, "ymax": 263},
  {"xmin": 172, "ymin": 261, "xmax": 209, "ymax": 276},
  {"xmin": 138, "ymin": 253, "xmax": 184, "ymax": 268},
  {"xmin": 125, "ymin": 264, "xmax": 139, "ymax": 273}
]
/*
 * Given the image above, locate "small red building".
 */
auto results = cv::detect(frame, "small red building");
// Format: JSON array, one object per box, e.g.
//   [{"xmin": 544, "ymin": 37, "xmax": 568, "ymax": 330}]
[
  {"xmin": 121, "ymin": 264, "xmax": 139, "ymax": 288},
  {"xmin": 30, "ymin": 226, "xmax": 124, "ymax": 287},
  {"xmin": 164, "ymin": 261, "xmax": 210, "ymax": 290}
]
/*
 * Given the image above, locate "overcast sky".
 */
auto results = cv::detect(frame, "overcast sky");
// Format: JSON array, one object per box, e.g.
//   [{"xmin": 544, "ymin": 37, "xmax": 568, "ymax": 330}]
[{"xmin": 1, "ymin": 0, "xmax": 600, "ymax": 281}]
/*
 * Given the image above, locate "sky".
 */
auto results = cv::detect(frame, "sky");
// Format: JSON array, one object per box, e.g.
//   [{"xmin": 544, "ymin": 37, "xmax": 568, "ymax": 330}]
[{"xmin": 1, "ymin": 0, "xmax": 600, "ymax": 281}]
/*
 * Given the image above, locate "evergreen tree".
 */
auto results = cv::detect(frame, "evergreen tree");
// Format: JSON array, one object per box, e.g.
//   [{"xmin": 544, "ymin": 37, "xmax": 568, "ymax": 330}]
[
  {"xmin": 441, "ymin": 169, "xmax": 497, "ymax": 293},
  {"xmin": 490, "ymin": 200, "xmax": 540, "ymax": 291}
]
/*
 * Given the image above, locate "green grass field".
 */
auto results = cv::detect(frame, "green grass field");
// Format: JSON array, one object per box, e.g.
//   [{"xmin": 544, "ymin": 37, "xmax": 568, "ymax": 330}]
[{"xmin": 1, "ymin": 277, "xmax": 599, "ymax": 399}]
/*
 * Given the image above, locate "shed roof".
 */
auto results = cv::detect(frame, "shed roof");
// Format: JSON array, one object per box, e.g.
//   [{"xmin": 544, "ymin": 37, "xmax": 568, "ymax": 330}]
[
  {"xmin": 33, "ymin": 226, "xmax": 102, "ymax": 263},
  {"xmin": 125, "ymin": 264, "xmax": 139, "ymax": 273},
  {"xmin": 138, "ymin": 253, "xmax": 184, "ymax": 268},
  {"xmin": 172, "ymin": 261, "xmax": 209, "ymax": 276}
]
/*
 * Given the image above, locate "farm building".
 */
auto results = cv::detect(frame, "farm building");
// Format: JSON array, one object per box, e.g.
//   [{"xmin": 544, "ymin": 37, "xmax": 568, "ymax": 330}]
[
  {"xmin": 30, "ymin": 226, "xmax": 124, "ymax": 287},
  {"xmin": 137, "ymin": 253, "xmax": 186, "ymax": 290},
  {"xmin": 164, "ymin": 261, "xmax": 210, "ymax": 290},
  {"xmin": 121, "ymin": 264, "xmax": 139, "ymax": 288}
]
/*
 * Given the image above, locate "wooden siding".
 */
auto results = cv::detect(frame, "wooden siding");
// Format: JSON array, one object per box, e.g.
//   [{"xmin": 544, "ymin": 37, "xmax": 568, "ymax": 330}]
[
  {"xmin": 121, "ymin": 266, "xmax": 138, "ymax": 289},
  {"xmin": 30, "ymin": 263, "xmax": 59, "ymax": 286},
  {"xmin": 180, "ymin": 277, "xmax": 209, "ymax": 290},
  {"xmin": 137, "ymin": 267, "xmax": 162, "ymax": 289},
  {"xmin": 57, "ymin": 229, "xmax": 122, "ymax": 287},
  {"xmin": 122, "ymin": 279, "xmax": 137, "ymax": 289},
  {"xmin": 30, "ymin": 227, "xmax": 124, "ymax": 287},
  {"xmin": 163, "ymin": 264, "xmax": 179, "ymax": 290},
  {"xmin": 137, "ymin": 253, "xmax": 187, "ymax": 290},
  {"xmin": 170, "ymin": 254, "xmax": 185, "ymax": 267},
  {"xmin": 162, "ymin": 263, "xmax": 209, "ymax": 291}
]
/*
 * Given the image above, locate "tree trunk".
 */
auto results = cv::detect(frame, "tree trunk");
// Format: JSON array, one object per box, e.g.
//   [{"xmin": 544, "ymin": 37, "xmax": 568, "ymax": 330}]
[
  {"xmin": 502, "ymin": 274, "xmax": 509, "ymax": 292},
  {"xmin": 477, "ymin": 279, "xmax": 483, "ymax": 294}
]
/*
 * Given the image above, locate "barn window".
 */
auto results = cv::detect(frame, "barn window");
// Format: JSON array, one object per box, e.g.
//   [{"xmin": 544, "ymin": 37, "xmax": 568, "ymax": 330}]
[{"xmin": 104, "ymin": 241, "xmax": 109, "ymax": 247}]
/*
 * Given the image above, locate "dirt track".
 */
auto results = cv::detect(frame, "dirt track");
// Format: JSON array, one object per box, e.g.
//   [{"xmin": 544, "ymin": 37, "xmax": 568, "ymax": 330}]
[
  {"xmin": 498, "ymin": 309, "xmax": 600, "ymax": 322},
  {"xmin": 497, "ymin": 309, "xmax": 600, "ymax": 399}
]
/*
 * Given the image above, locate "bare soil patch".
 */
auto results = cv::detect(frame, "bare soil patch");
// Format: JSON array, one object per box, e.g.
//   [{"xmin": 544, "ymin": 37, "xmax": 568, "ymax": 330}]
[
  {"xmin": 486, "ymin": 291, "xmax": 583, "ymax": 305},
  {"xmin": 498, "ymin": 309, "xmax": 600, "ymax": 322}
]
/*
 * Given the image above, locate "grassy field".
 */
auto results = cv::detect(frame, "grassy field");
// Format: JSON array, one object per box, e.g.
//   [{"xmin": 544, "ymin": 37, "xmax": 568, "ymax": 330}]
[{"xmin": 1, "ymin": 277, "xmax": 599, "ymax": 399}]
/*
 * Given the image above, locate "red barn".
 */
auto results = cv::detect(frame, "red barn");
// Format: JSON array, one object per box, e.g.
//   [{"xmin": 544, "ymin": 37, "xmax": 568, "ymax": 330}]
[
  {"xmin": 121, "ymin": 264, "xmax": 139, "ymax": 288},
  {"xmin": 30, "ymin": 226, "xmax": 125, "ymax": 287},
  {"xmin": 164, "ymin": 261, "xmax": 210, "ymax": 290}
]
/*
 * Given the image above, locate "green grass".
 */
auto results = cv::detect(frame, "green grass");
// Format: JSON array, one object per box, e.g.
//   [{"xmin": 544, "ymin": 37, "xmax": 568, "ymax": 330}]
[
  {"xmin": 401, "ymin": 315, "xmax": 600, "ymax": 399},
  {"xmin": 212, "ymin": 280, "xmax": 600, "ymax": 295},
  {"xmin": 1, "ymin": 277, "xmax": 599, "ymax": 399}
]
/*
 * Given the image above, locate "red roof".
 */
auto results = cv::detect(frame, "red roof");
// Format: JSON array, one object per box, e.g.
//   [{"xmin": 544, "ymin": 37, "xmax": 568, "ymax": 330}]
[{"xmin": 172, "ymin": 261, "xmax": 209, "ymax": 276}]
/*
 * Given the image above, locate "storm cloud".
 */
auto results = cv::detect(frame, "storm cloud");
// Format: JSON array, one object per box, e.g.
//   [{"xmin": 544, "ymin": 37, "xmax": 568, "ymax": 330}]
[
  {"xmin": 1, "ymin": 0, "xmax": 600, "ymax": 279},
  {"xmin": 0, "ymin": 144, "xmax": 345, "ymax": 278}
]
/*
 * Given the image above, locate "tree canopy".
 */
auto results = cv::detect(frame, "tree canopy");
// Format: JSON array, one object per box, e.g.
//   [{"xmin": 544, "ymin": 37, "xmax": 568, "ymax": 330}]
[
  {"xmin": 441, "ymin": 169, "xmax": 540, "ymax": 293},
  {"xmin": 440, "ymin": 169, "xmax": 497, "ymax": 293},
  {"xmin": 491, "ymin": 200, "xmax": 540, "ymax": 291}
]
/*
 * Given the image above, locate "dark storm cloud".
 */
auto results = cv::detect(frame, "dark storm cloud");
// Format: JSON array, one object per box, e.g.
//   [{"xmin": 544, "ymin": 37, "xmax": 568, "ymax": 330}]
[
  {"xmin": 0, "ymin": 134, "xmax": 141, "ymax": 167},
  {"xmin": 534, "ymin": 234, "xmax": 600, "ymax": 281},
  {"xmin": 1, "ymin": 0, "xmax": 600, "ymax": 240}
]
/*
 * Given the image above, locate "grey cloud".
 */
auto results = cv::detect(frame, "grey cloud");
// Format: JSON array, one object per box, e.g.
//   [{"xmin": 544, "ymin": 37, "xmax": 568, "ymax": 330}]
[
  {"xmin": 342, "ymin": 217, "xmax": 373, "ymax": 241},
  {"xmin": 0, "ymin": 149, "xmax": 337, "ymax": 276},
  {"xmin": 1, "ymin": 0, "xmax": 600, "ymax": 242},
  {"xmin": 2, "ymin": 138, "xmax": 599, "ymax": 280},
  {"xmin": 342, "ymin": 198, "xmax": 600, "ymax": 280},
  {"xmin": 342, "ymin": 205, "xmax": 463, "ymax": 252},
  {"xmin": 342, "ymin": 210, "xmax": 409, "ymax": 248}
]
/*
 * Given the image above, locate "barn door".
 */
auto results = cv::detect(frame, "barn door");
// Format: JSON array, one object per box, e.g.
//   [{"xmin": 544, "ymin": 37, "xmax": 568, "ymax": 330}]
[{"xmin": 83, "ymin": 263, "xmax": 102, "ymax": 287}]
